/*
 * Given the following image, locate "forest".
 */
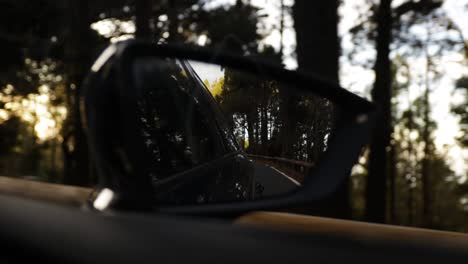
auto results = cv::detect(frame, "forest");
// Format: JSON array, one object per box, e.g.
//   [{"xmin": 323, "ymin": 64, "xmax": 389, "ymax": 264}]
[{"xmin": 0, "ymin": 0, "xmax": 467, "ymax": 231}]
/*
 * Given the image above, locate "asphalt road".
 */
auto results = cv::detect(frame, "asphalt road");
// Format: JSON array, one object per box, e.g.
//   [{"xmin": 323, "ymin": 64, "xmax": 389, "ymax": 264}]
[{"xmin": 253, "ymin": 163, "xmax": 300, "ymax": 198}]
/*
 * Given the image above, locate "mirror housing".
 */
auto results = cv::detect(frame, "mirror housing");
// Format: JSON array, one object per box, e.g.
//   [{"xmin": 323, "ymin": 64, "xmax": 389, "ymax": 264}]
[{"xmin": 81, "ymin": 40, "xmax": 376, "ymax": 215}]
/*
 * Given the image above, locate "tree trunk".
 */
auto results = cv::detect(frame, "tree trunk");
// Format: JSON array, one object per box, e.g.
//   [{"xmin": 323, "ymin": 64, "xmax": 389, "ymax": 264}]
[
  {"xmin": 388, "ymin": 142, "xmax": 396, "ymax": 223},
  {"xmin": 261, "ymin": 105, "xmax": 268, "ymax": 153},
  {"xmin": 63, "ymin": 0, "xmax": 96, "ymax": 186},
  {"xmin": 365, "ymin": 0, "xmax": 393, "ymax": 223},
  {"xmin": 135, "ymin": 0, "xmax": 153, "ymax": 41},
  {"xmin": 279, "ymin": 0, "xmax": 285, "ymax": 58},
  {"xmin": 293, "ymin": 0, "xmax": 349, "ymax": 218},
  {"xmin": 167, "ymin": 0, "xmax": 179, "ymax": 43},
  {"xmin": 254, "ymin": 107, "xmax": 260, "ymax": 153},
  {"xmin": 246, "ymin": 111, "xmax": 256, "ymax": 153},
  {"xmin": 294, "ymin": 0, "xmax": 339, "ymax": 80},
  {"xmin": 421, "ymin": 37, "xmax": 432, "ymax": 227},
  {"xmin": 279, "ymin": 87, "xmax": 296, "ymax": 158},
  {"xmin": 408, "ymin": 181, "xmax": 414, "ymax": 225}
]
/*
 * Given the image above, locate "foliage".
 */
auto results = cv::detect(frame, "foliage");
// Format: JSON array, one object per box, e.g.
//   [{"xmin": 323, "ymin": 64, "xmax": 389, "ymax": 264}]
[{"xmin": 205, "ymin": 77, "xmax": 224, "ymax": 98}]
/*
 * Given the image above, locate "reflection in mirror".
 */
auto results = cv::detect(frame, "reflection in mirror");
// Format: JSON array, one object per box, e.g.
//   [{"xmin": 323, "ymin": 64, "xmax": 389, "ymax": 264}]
[{"xmin": 131, "ymin": 57, "xmax": 339, "ymax": 207}]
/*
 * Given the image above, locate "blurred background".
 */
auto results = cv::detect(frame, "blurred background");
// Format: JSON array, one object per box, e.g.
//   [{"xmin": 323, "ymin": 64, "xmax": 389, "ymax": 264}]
[{"xmin": 0, "ymin": 0, "xmax": 466, "ymax": 231}]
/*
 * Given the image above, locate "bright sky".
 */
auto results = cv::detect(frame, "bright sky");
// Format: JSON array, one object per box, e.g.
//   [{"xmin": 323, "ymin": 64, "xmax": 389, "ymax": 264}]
[{"xmin": 189, "ymin": 60, "xmax": 224, "ymax": 84}]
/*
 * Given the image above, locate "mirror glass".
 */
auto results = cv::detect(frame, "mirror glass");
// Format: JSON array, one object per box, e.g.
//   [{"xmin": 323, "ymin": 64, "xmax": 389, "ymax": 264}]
[{"xmin": 130, "ymin": 56, "xmax": 340, "ymax": 206}]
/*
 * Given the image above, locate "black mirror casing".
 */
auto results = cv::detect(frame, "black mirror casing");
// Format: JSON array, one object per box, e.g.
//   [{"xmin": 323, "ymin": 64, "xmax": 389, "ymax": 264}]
[{"xmin": 81, "ymin": 40, "xmax": 376, "ymax": 216}]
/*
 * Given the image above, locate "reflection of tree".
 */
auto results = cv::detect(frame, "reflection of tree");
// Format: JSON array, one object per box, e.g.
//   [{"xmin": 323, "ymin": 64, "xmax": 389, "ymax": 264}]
[
  {"xmin": 214, "ymin": 68, "xmax": 335, "ymax": 165},
  {"xmin": 136, "ymin": 59, "xmax": 221, "ymax": 178}
]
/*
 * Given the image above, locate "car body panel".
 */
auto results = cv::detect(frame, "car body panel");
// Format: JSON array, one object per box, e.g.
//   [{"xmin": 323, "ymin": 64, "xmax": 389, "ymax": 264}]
[
  {"xmin": 1, "ymin": 194, "xmax": 468, "ymax": 264},
  {"xmin": 235, "ymin": 211, "xmax": 468, "ymax": 250},
  {"xmin": 0, "ymin": 176, "xmax": 92, "ymax": 207}
]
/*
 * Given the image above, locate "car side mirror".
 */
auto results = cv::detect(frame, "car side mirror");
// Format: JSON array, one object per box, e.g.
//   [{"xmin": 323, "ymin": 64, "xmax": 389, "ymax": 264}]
[{"xmin": 81, "ymin": 40, "xmax": 375, "ymax": 215}]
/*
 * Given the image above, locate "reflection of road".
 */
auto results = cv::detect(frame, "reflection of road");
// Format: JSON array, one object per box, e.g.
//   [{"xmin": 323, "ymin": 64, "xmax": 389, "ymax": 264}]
[{"xmin": 253, "ymin": 163, "xmax": 300, "ymax": 197}]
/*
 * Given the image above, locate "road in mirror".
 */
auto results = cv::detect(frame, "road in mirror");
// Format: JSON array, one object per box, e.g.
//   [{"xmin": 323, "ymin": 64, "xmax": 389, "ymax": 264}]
[{"xmin": 132, "ymin": 57, "xmax": 339, "ymax": 206}]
